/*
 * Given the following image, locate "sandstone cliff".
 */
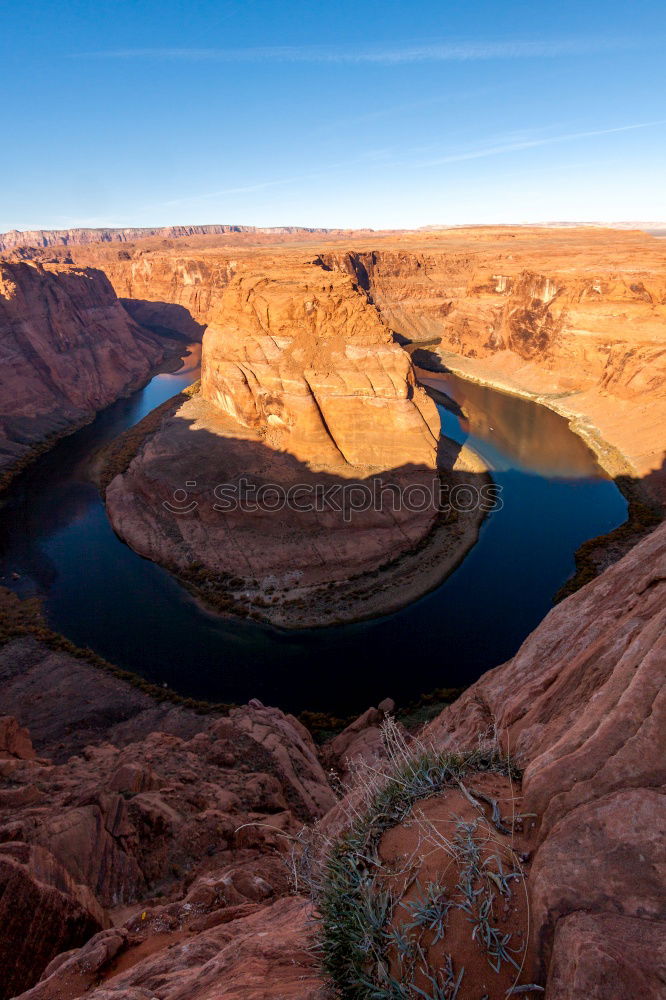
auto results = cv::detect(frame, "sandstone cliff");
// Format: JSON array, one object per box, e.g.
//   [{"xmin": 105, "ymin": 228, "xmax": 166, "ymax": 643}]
[
  {"xmin": 44, "ymin": 226, "xmax": 666, "ymax": 499},
  {"xmin": 319, "ymin": 230, "xmax": 666, "ymax": 497},
  {"xmin": 95, "ymin": 228, "xmax": 666, "ymax": 623},
  {"xmin": 423, "ymin": 518, "xmax": 666, "ymax": 997},
  {"xmin": 200, "ymin": 262, "xmax": 439, "ymax": 469},
  {"xmin": 0, "ymin": 261, "xmax": 181, "ymax": 485}
]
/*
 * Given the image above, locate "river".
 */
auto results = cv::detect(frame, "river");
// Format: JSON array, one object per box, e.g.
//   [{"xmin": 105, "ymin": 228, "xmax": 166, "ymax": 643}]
[{"xmin": 0, "ymin": 346, "xmax": 627, "ymax": 715}]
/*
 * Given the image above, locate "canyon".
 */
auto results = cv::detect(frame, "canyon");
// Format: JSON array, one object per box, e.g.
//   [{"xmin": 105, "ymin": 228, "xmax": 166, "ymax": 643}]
[
  {"xmin": 7, "ymin": 224, "xmax": 660, "ymax": 623},
  {"xmin": 103, "ymin": 255, "xmax": 487, "ymax": 626},
  {"xmin": 0, "ymin": 223, "xmax": 664, "ymax": 998},
  {"xmin": 100, "ymin": 227, "xmax": 666, "ymax": 622},
  {"xmin": 23, "ymin": 223, "xmax": 664, "ymax": 499}
]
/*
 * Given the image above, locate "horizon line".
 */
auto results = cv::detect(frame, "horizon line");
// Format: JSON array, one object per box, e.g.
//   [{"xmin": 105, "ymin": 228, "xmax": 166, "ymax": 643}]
[{"xmin": 2, "ymin": 220, "xmax": 666, "ymax": 238}]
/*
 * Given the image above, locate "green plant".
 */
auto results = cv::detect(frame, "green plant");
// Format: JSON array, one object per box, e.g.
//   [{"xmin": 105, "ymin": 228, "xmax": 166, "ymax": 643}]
[
  {"xmin": 306, "ymin": 719, "xmax": 525, "ymax": 1000},
  {"xmin": 402, "ymin": 881, "xmax": 454, "ymax": 944}
]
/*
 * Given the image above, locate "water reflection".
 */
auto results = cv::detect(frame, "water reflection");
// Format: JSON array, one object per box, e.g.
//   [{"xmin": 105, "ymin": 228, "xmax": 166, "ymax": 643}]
[{"xmin": 419, "ymin": 370, "xmax": 605, "ymax": 478}]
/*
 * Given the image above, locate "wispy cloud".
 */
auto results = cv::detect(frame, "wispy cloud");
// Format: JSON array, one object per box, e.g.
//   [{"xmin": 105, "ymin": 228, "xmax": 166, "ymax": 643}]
[
  {"xmin": 415, "ymin": 120, "xmax": 666, "ymax": 166},
  {"xmin": 150, "ymin": 150, "xmax": 393, "ymax": 211},
  {"xmin": 161, "ymin": 178, "xmax": 293, "ymax": 207},
  {"xmin": 141, "ymin": 119, "xmax": 666, "ymax": 216},
  {"xmin": 71, "ymin": 38, "xmax": 645, "ymax": 64},
  {"xmin": 310, "ymin": 89, "xmax": 494, "ymax": 136}
]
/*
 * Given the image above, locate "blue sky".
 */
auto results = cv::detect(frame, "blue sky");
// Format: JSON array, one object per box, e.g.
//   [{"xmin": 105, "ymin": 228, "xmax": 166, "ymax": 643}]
[{"xmin": 2, "ymin": 0, "xmax": 665, "ymax": 230}]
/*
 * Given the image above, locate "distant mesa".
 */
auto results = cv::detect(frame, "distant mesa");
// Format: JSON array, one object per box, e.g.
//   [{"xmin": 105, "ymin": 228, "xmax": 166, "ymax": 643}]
[{"xmin": 0, "ymin": 224, "xmax": 336, "ymax": 252}]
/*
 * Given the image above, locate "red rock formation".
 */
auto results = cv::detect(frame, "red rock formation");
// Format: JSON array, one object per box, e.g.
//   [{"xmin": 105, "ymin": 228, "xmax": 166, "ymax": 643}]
[
  {"xmin": 321, "ymin": 233, "xmax": 666, "ymax": 495},
  {"xmin": 0, "ymin": 715, "xmax": 36, "ymax": 760},
  {"xmin": 104, "ymin": 390, "xmax": 486, "ymax": 627},
  {"xmin": 425, "ymin": 520, "xmax": 666, "ymax": 996},
  {"xmin": 102, "ymin": 252, "xmax": 486, "ymax": 626},
  {"xmin": 0, "ymin": 842, "xmax": 104, "ymax": 1000},
  {"xmin": 18, "ymin": 896, "xmax": 324, "ymax": 1000},
  {"xmin": 200, "ymin": 261, "xmax": 439, "ymax": 469},
  {"xmin": 0, "ymin": 261, "xmax": 182, "ymax": 485},
  {"xmin": 0, "ymin": 636, "xmax": 208, "ymax": 761},
  {"xmin": 320, "ymin": 698, "xmax": 395, "ymax": 781},
  {"xmin": 0, "ymin": 688, "xmax": 334, "ymax": 997},
  {"xmin": 43, "ymin": 225, "xmax": 665, "ymax": 495},
  {"xmin": 1, "ymin": 225, "xmax": 664, "ymax": 996}
]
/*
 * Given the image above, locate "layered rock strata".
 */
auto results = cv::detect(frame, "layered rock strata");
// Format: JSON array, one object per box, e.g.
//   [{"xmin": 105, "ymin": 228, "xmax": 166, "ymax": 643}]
[
  {"xmin": 199, "ymin": 264, "xmax": 439, "ymax": 468},
  {"xmin": 320, "ymin": 234, "xmax": 666, "ymax": 498},
  {"xmin": 42, "ymin": 226, "xmax": 665, "ymax": 498},
  {"xmin": 0, "ymin": 224, "xmax": 333, "ymax": 253},
  {"xmin": 0, "ymin": 685, "xmax": 334, "ymax": 999},
  {"xmin": 0, "ymin": 261, "xmax": 182, "ymax": 486},
  {"xmin": 425, "ymin": 519, "xmax": 666, "ymax": 997}
]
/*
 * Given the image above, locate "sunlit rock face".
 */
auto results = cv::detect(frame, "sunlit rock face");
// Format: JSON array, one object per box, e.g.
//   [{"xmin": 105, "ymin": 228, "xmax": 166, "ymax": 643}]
[
  {"xmin": 200, "ymin": 262, "xmax": 439, "ymax": 471},
  {"xmin": 319, "ymin": 233, "xmax": 666, "ymax": 497},
  {"xmin": 0, "ymin": 223, "xmax": 327, "ymax": 252},
  {"xmin": 424, "ymin": 519, "xmax": 666, "ymax": 997},
  {"xmin": 52, "ymin": 225, "xmax": 666, "ymax": 496}
]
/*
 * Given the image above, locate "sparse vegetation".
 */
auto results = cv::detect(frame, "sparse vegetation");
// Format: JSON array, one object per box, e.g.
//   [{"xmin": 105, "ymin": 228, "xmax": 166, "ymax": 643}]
[
  {"xmin": 98, "ymin": 387, "xmax": 196, "ymax": 494},
  {"xmin": 295, "ymin": 720, "xmax": 534, "ymax": 1000}
]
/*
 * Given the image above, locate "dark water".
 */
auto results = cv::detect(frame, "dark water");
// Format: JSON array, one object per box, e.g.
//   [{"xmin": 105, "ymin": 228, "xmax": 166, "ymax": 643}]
[{"xmin": 0, "ymin": 350, "xmax": 626, "ymax": 715}]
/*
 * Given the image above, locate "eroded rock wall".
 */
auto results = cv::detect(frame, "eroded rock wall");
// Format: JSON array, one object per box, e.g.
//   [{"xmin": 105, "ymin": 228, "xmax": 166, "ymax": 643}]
[
  {"xmin": 0, "ymin": 224, "xmax": 331, "ymax": 253},
  {"xmin": 321, "ymin": 241, "xmax": 666, "ymax": 490},
  {"xmin": 49, "ymin": 226, "xmax": 666, "ymax": 491},
  {"xmin": 0, "ymin": 261, "xmax": 178, "ymax": 484},
  {"xmin": 2, "ymin": 523, "xmax": 663, "ymax": 998},
  {"xmin": 0, "ymin": 680, "xmax": 334, "ymax": 998}
]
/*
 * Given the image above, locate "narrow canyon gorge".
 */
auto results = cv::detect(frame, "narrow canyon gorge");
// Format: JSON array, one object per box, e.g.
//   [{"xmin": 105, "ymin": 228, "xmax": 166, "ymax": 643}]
[{"xmin": 0, "ymin": 224, "xmax": 664, "ymax": 1000}]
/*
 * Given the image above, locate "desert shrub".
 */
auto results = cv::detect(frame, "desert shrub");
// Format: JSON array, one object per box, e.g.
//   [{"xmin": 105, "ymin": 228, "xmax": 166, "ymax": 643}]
[{"xmin": 298, "ymin": 720, "xmax": 536, "ymax": 1000}]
